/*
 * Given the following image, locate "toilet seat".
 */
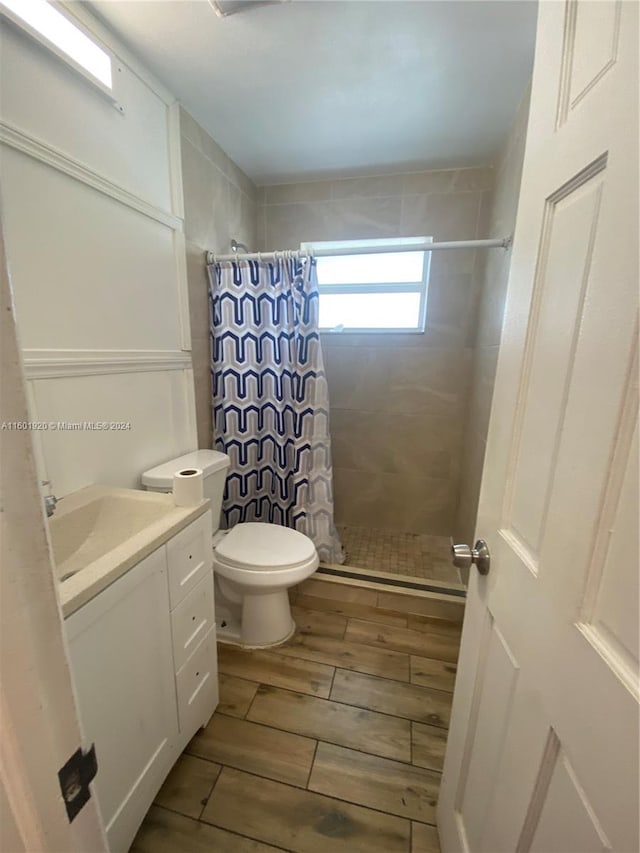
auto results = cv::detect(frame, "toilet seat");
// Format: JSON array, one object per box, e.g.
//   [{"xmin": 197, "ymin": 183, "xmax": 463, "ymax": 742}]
[{"xmin": 214, "ymin": 522, "xmax": 317, "ymax": 572}]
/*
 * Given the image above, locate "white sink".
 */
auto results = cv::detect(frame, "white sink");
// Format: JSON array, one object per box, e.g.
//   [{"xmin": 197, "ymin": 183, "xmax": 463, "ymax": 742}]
[
  {"xmin": 50, "ymin": 492, "xmax": 174, "ymax": 582},
  {"xmin": 49, "ymin": 485, "xmax": 210, "ymax": 616}
]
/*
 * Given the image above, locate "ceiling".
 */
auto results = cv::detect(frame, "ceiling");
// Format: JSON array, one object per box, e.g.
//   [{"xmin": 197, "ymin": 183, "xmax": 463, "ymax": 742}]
[{"xmin": 87, "ymin": 0, "xmax": 537, "ymax": 185}]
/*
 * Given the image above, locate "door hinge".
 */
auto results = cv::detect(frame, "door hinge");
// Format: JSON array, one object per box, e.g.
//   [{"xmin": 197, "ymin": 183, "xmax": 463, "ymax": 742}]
[{"xmin": 57, "ymin": 744, "xmax": 98, "ymax": 822}]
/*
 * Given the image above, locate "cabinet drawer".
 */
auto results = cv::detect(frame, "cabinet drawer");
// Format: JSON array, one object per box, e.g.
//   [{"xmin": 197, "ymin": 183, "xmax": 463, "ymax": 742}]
[
  {"xmin": 175, "ymin": 629, "xmax": 218, "ymax": 734},
  {"xmin": 167, "ymin": 512, "xmax": 212, "ymax": 609},
  {"xmin": 171, "ymin": 573, "xmax": 215, "ymax": 672}
]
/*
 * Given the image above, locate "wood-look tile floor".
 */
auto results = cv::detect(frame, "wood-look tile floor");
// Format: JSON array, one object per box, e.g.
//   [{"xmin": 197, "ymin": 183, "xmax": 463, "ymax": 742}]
[
  {"xmin": 337, "ymin": 525, "xmax": 460, "ymax": 585},
  {"xmin": 130, "ymin": 587, "xmax": 461, "ymax": 853}
]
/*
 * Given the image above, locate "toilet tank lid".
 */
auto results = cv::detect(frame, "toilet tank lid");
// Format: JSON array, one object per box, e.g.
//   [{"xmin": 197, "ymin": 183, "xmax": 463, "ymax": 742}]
[{"xmin": 141, "ymin": 449, "xmax": 230, "ymax": 489}]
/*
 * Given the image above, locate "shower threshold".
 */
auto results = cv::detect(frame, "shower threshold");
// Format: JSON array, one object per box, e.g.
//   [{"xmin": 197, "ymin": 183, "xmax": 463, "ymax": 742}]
[{"xmin": 317, "ymin": 561, "xmax": 466, "ymax": 599}]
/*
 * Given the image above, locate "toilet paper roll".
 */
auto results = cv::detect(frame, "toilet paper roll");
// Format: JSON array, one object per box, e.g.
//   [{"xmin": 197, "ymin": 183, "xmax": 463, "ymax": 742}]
[{"xmin": 172, "ymin": 468, "xmax": 204, "ymax": 507}]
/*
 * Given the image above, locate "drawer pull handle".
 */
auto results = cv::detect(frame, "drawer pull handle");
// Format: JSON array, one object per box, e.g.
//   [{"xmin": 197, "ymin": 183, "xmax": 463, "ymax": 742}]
[{"xmin": 180, "ymin": 562, "xmax": 203, "ymax": 588}]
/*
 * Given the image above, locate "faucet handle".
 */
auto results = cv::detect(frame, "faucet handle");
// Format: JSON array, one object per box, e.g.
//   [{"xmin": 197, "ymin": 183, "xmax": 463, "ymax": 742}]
[{"xmin": 41, "ymin": 479, "xmax": 51, "ymax": 488}]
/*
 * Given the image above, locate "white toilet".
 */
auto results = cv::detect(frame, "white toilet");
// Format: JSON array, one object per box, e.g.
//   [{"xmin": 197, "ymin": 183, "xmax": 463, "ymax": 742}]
[{"xmin": 141, "ymin": 449, "xmax": 319, "ymax": 647}]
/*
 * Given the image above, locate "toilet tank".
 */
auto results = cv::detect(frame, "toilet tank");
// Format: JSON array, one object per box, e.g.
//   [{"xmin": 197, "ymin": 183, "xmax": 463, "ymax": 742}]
[{"xmin": 141, "ymin": 450, "xmax": 230, "ymax": 534}]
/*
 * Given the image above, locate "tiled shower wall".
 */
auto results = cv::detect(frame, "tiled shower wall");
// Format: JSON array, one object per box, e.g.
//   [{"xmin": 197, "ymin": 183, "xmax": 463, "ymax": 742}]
[
  {"xmin": 258, "ymin": 169, "xmax": 494, "ymax": 536},
  {"xmin": 180, "ymin": 108, "xmax": 258, "ymax": 448},
  {"xmin": 455, "ymin": 87, "xmax": 532, "ymax": 551},
  {"xmin": 178, "ymin": 105, "xmax": 528, "ymax": 543}
]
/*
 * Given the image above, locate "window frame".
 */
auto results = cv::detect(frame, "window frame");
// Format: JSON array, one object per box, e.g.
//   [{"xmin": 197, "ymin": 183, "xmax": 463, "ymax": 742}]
[{"xmin": 301, "ymin": 236, "xmax": 432, "ymax": 334}]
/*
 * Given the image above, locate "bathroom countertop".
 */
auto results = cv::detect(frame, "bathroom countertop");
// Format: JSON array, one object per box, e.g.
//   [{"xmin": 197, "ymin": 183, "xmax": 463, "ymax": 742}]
[{"xmin": 51, "ymin": 485, "xmax": 210, "ymax": 618}]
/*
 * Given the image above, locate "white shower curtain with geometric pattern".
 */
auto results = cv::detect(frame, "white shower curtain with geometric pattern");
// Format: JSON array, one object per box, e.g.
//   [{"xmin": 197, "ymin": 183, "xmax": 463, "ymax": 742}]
[{"xmin": 207, "ymin": 255, "xmax": 344, "ymax": 564}]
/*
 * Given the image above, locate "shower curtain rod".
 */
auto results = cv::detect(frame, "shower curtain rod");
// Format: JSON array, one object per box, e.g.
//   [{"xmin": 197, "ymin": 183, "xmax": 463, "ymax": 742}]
[{"xmin": 206, "ymin": 237, "xmax": 511, "ymax": 265}]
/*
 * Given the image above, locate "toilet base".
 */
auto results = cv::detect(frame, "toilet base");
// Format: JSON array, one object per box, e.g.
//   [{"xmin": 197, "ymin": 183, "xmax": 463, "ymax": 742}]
[
  {"xmin": 241, "ymin": 590, "xmax": 296, "ymax": 647},
  {"xmin": 215, "ymin": 600, "xmax": 242, "ymax": 644},
  {"xmin": 216, "ymin": 621, "xmax": 296, "ymax": 650},
  {"xmin": 214, "ymin": 587, "xmax": 297, "ymax": 648}
]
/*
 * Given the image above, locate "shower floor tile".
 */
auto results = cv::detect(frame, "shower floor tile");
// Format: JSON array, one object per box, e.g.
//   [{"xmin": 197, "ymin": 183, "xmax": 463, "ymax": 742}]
[{"xmin": 337, "ymin": 525, "xmax": 461, "ymax": 586}]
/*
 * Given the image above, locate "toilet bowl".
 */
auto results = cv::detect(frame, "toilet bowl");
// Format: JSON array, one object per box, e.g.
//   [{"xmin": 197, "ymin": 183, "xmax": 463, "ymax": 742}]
[
  {"xmin": 214, "ymin": 521, "xmax": 318, "ymax": 645},
  {"xmin": 141, "ymin": 450, "xmax": 319, "ymax": 647}
]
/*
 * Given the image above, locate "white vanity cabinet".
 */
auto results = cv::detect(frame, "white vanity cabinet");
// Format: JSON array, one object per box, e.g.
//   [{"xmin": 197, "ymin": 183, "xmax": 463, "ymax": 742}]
[
  {"xmin": 165, "ymin": 513, "xmax": 218, "ymax": 752},
  {"xmin": 65, "ymin": 511, "xmax": 217, "ymax": 852}
]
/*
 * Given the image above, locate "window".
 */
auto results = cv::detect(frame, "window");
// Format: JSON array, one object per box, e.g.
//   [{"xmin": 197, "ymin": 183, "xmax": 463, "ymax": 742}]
[
  {"xmin": 0, "ymin": 0, "xmax": 113, "ymax": 94},
  {"xmin": 301, "ymin": 237, "xmax": 432, "ymax": 332}
]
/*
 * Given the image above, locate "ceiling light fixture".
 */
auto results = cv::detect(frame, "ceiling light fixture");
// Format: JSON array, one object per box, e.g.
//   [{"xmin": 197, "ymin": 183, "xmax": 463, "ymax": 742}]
[{"xmin": 208, "ymin": 0, "xmax": 288, "ymax": 18}]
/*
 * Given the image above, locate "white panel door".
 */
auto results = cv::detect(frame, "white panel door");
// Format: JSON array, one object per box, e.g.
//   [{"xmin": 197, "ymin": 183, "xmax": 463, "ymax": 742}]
[{"xmin": 438, "ymin": 3, "xmax": 638, "ymax": 852}]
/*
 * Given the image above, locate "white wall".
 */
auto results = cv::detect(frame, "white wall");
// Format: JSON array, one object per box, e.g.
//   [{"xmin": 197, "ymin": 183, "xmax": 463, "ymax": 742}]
[
  {"xmin": 179, "ymin": 107, "xmax": 258, "ymax": 448},
  {"xmin": 0, "ymin": 6, "xmax": 196, "ymax": 496}
]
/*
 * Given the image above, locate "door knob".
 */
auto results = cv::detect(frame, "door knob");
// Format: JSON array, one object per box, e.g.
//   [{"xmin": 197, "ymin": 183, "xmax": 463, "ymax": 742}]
[{"xmin": 450, "ymin": 539, "xmax": 491, "ymax": 575}]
